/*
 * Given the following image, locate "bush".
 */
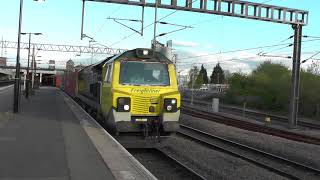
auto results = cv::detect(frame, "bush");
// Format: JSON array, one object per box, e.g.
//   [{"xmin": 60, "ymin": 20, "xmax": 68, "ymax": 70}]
[{"xmin": 225, "ymin": 61, "xmax": 320, "ymax": 118}]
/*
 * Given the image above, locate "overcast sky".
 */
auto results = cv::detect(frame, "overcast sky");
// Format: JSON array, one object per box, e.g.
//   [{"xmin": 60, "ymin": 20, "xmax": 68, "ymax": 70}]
[{"xmin": 0, "ymin": 0, "xmax": 319, "ymax": 75}]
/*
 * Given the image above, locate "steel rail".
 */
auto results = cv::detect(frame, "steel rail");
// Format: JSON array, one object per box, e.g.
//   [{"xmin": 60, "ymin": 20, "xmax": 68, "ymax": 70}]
[
  {"xmin": 0, "ymin": 80, "xmax": 15, "ymax": 87},
  {"xmin": 157, "ymin": 149, "xmax": 207, "ymax": 180},
  {"xmin": 181, "ymin": 106, "xmax": 320, "ymax": 145},
  {"xmin": 178, "ymin": 124, "xmax": 320, "ymax": 180},
  {"xmin": 128, "ymin": 148, "xmax": 207, "ymax": 180},
  {"xmin": 182, "ymin": 99, "xmax": 320, "ymax": 130},
  {"xmin": 221, "ymin": 106, "xmax": 320, "ymax": 130},
  {"xmin": 299, "ymin": 121, "xmax": 320, "ymax": 130}
]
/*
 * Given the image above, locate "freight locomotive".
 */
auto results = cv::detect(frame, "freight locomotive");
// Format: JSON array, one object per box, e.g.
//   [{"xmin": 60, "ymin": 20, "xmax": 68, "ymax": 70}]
[{"xmin": 62, "ymin": 48, "xmax": 180, "ymax": 136}]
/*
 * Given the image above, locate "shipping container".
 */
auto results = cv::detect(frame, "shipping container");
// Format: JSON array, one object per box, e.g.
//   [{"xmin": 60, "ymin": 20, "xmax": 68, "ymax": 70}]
[
  {"xmin": 55, "ymin": 75, "xmax": 62, "ymax": 88},
  {"xmin": 64, "ymin": 71, "xmax": 78, "ymax": 98}
]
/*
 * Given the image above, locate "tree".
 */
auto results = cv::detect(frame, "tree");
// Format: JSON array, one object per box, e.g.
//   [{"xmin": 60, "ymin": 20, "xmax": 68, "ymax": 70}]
[
  {"xmin": 307, "ymin": 61, "xmax": 320, "ymax": 75},
  {"xmin": 226, "ymin": 72, "xmax": 250, "ymax": 97},
  {"xmin": 188, "ymin": 66, "xmax": 202, "ymax": 89},
  {"xmin": 195, "ymin": 72, "xmax": 204, "ymax": 88},
  {"xmin": 225, "ymin": 61, "xmax": 320, "ymax": 117},
  {"xmin": 299, "ymin": 69, "xmax": 320, "ymax": 117},
  {"xmin": 226, "ymin": 61, "xmax": 290, "ymax": 110},
  {"xmin": 224, "ymin": 70, "xmax": 232, "ymax": 84},
  {"xmin": 198, "ymin": 64, "xmax": 209, "ymax": 84},
  {"xmin": 210, "ymin": 63, "xmax": 225, "ymax": 84}
]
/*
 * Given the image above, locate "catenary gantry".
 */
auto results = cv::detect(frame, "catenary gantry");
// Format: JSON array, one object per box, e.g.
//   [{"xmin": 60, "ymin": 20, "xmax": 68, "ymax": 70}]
[
  {"xmin": 82, "ymin": 0, "xmax": 309, "ymax": 128},
  {"xmin": 84, "ymin": 0, "xmax": 308, "ymax": 26},
  {"xmin": 0, "ymin": 40, "xmax": 126, "ymax": 55}
]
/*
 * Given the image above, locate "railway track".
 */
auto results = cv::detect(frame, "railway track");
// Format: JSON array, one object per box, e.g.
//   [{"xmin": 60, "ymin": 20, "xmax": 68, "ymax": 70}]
[
  {"xmin": 299, "ymin": 121, "xmax": 320, "ymax": 130},
  {"xmin": 181, "ymin": 106, "xmax": 320, "ymax": 145},
  {"xmin": 158, "ymin": 149, "xmax": 206, "ymax": 180},
  {"xmin": 220, "ymin": 104, "xmax": 320, "ymax": 130},
  {"xmin": 0, "ymin": 80, "xmax": 14, "ymax": 87},
  {"xmin": 178, "ymin": 124, "xmax": 320, "ymax": 180},
  {"xmin": 127, "ymin": 148, "xmax": 206, "ymax": 180},
  {"xmin": 182, "ymin": 99, "xmax": 320, "ymax": 130}
]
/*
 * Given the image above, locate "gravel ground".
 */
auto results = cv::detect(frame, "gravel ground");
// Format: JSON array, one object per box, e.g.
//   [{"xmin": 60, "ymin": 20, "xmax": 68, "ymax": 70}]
[
  {"xmin": 180, "ymin": 114, "xmax": 320, "ymax": 170},
  {"xmin": 156, "ymin": 136, "xmax": 289, "ymax": 180}
]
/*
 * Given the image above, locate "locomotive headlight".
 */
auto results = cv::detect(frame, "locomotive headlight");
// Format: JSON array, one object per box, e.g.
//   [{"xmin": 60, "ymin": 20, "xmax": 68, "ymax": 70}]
[
  {"xmin": 136, "ymin": 48, "xmax": 153, "ymax": 58},
  {"xmin": 164, "ymin": 98, "xmax": 178, "ymax": 112},
  {"xmin": 143, "ymin": 50, "xmax": 149, "ymax": 55},
  {"xmin": 124, "ymin": 105, "xmax": 130, "ymax": 111},
  {"xmin": 117, "ymin": 97, "xmax": 131, "ymax": 112},
  {"xmin": 171, "ymin": 99, "xmax": 176, "ymax": 105}
]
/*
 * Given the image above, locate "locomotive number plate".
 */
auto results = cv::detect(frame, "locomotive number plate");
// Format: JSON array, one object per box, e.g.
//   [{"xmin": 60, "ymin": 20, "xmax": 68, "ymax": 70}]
[{"xmin": 136, "ymin": 118, "xmax": 147, "ymax": 122}]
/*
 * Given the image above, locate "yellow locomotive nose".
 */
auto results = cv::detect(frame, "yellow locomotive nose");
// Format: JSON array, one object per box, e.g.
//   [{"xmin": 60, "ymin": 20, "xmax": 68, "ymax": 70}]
[
  {"xmin": 77, "ymin": 48, "xmax": 180, "ymax": 133},
  {"xmin": 131, "ymin": 95, "xmax": 160, "ymax": 115}
]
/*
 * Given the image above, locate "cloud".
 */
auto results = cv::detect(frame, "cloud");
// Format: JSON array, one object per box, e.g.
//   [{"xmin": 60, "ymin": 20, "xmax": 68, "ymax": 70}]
[
  {"xmin": 171, "ymin": 40, "xmax": 198, "ymax": 48},
  {"xmin": 202, "ymin": 43, "xmax": 215, "ymax": 49},
  {"xmin": 176, "ymin": 49, "xmax": 300, "ymax": 75},
  {"xmin": 3, "ymin": 47, "xmax": 106, "ymax": 68}
]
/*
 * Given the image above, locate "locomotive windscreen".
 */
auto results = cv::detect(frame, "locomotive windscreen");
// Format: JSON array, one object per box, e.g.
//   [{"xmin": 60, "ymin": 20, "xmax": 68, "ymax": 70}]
[{"xmin": 119, "ymin": 61, "xmax": 170, "ymax": 86}]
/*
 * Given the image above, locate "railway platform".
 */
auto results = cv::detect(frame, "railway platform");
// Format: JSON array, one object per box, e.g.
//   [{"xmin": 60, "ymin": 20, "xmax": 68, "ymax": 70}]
[{"xmin": 0, "ymin": 86, "xmax": 156, "ymax": 180}]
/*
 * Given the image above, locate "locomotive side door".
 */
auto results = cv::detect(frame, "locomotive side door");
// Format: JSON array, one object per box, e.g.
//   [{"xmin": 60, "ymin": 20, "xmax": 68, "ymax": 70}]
[{"xmin": 101, "ymin": 63, "xmax": 113, "ymax": 115}]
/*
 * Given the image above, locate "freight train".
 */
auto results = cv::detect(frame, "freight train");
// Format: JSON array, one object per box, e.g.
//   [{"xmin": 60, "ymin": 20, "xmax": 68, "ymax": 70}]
[{"xmin": 61, "ymin": 48, "xmax": 180, "ymax": 136}]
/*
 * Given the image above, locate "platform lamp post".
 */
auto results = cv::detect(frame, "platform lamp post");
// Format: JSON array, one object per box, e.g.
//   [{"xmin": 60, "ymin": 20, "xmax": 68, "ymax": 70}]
[
  {"xmin": 13, "ymin": 0, "xmax": 45, "ymax": 113},
  {"xmin": 21, "ymin": 32, "xmax": 42, "ymax": 99},
  {"xmin": 13, "ymin": 0, "xmax": 24, "ymax": 113},
  {"xmin": 32, "ymin": 56, "xmax": 42, "ymax": 89}
]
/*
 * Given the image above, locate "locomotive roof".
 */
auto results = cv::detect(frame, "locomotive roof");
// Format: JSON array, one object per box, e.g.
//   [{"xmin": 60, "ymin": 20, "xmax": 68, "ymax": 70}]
[
  {"xmin": 92, "ymin": 55, "xmax": 114, "ymax": 70},
  {"xmin": 105, "ymin": 48, "xmax": 171, "ymax": 65},
  {"xmin": 81, "ymin": 48, "xmax": 172, "ymax": 71},
  {"xmin": 78, "ymin": 55, "xmax": 114, "ymax": 73}
]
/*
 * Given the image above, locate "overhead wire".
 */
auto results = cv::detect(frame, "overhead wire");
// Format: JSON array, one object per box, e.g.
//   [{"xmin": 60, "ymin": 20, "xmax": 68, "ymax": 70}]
[
  {"xmin": 260, "ymin": 0, "xmax": 273, "ymax": 3},
  {"xmin": 176, "ymin": 55, "xmax": 292, "ymax": 73},
  {"xmin": 273, "ymin": 51, "xmax": 320, "ymax": 56},
  {"xmin": 103, "ymin": 0, "xmax": 281, "ymax": 48},
  {"xmin": 280, "ymin": 35, "xmax": 294, "ymax": 43},
  {"xmin": 92, "ymin": 4, "xmax": 124, "ymax": 39},
  {"xmin": 98, "ymin": 0, "xmax": 319, "ymax": 68},
  {"xmin": 178, "ymin": 39, "xmax": 320, "ymax": 60},
  {"xmin": 179, "ymin": 43, "xmax": 287, "ymax": 60},
  {"xmin": 303, "ymin": 35, "xmax": 320, "ymax": 39},
  {"xmin": 257, "ymin": 34, "xmax": 304, "ymax": 55},
  {"xmin": 149, "ymin": 15, "xmax": 222, "ymax": 45},
  {"xmin": 178, "ymin": 53, "xmax": 293, "ymax": 66},
  {"xmin": 189, "ymin": 16, "xmax": 222, "ymax": 27},
  {"xmin": 79, "ymin": 4, "xmax": 125, "ymax": 59},
  {"xmin": 266, "ymin": 37, "xmax": 320, "ymax": 55},
  {"xmin": 108, "ymin": 0, "xmax": 200, "ymax": 47},
  {"xmin": 259, "ymin": 36, "xmax": 320, "ymax": 59},
  {"xmin": 177, "ymin": 56, "xmax": 258, "ymax": 66},
  {"xmin": 258, "ymin": 44, "xmax": 293, "ymax": 55},
  {"xmin": 302, "ymin": 51, "xmax": 320, "ymax": 64}
]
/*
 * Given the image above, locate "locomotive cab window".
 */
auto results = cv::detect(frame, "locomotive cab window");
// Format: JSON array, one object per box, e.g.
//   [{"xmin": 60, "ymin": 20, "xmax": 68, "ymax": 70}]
[
  {"xmin": 119, "ymin": 61, "xmax": 170, "ymax": 86},
  {"xmin": 105, "ymin": 64, "xmax": 113, "ymax": 83}
]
